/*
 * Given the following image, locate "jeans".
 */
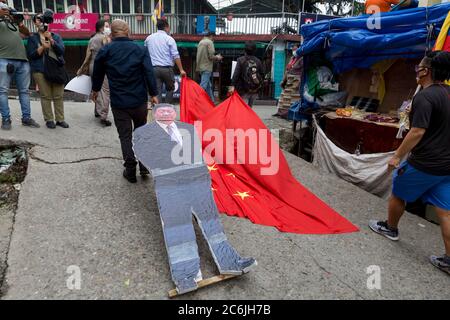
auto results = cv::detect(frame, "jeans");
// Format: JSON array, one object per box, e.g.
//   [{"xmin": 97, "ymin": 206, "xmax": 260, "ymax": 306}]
[
  {"xmin": 0, "ymin": 59, "xmax": 31, "ymax": 121},
  {"xmin": 199, "ymin": 71, "xmax": 214, "ymax": 102}
]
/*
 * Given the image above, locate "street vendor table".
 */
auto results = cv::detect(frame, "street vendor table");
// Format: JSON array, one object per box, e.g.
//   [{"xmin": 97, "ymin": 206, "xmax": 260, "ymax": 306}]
[{"xmin": 322, "ymin": 111, "xmax": 404, "ymax": 154}]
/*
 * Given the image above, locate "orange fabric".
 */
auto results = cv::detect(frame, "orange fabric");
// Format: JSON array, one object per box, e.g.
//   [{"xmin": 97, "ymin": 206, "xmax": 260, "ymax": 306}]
[{"xmin": 365, "ymin": 0, "xmax": 400, "ymax": 13}]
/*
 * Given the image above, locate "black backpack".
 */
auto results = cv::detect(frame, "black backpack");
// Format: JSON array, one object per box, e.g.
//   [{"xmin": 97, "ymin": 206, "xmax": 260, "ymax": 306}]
[{"xmin": 242, "ymin": 56, "xmax": 262, "ymax": 93}]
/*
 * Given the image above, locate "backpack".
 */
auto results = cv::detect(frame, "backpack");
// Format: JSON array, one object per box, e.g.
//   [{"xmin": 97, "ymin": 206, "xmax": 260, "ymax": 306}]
[{"xmin": 242, "ymin": 56, "xmax": 262, "ymax": 93}]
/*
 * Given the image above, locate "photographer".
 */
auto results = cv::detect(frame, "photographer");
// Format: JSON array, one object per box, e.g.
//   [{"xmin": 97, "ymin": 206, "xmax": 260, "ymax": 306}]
[
  {"xmin": 27, "ymin": 12, "xmax": 69, "ymax": 129},
  {"xmin": 0, "ymin": 0, "xmax": 40, "ymax": 130}
]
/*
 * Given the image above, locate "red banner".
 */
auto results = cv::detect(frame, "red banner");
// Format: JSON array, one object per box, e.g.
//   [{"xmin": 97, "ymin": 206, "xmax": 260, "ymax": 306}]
[{"xmin": 49, "ymin": 13, "xmax": 98, "ymax": 33}]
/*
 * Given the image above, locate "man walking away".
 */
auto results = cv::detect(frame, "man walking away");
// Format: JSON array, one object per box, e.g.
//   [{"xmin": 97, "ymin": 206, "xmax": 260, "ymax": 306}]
[
  {"xmin": 369, "ymin": 51, "xmax": 450, "ymax": 276},
  {"xmin": 0, "ymin": 1, "xmax": 40, "ymax": 130},
  {"xmin": 145, "ymin": 19, "xmax": 186, "ymax": 104},
  {"xmin": 196, "ymin": 32, "xmax": 223, "ymax": 103},
  {"xmin": 230, "ymin": 41, "xmax": 264, "ymax": 108},
  {"xmin": 92, "ymin": 19, "xmax": 159, "ymax": 183}
]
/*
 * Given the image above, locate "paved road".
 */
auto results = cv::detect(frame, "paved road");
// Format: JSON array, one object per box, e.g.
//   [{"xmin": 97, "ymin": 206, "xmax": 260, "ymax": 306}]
[{"xmin": 1, "ymin": 100, "xmax": 449, "ymax": 299}]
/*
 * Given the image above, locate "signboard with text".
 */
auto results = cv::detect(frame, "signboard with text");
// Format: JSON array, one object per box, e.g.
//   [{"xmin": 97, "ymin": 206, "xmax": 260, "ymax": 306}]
[{"xmin": 49, "ymin": 13, "xmax": 98, "ymax": 33}]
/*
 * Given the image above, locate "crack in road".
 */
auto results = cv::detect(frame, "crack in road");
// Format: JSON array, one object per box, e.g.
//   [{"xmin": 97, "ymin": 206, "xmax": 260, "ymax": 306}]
[
  {"xmin": 35, "ymin": 144, "xmax": 115, "ymax": 151},
  {"xmin": 29, "ymin": 153, "xmax": 123, "ymax": 165},
  {"xmin": 0, "ymin": 206, "xmax": 18, "ymax": 298}
]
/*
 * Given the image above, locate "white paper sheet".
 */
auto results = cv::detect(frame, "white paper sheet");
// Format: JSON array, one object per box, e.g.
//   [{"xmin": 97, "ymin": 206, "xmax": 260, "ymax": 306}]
[
  {"xmin": 231, "ymin": 61, "xmax": 237, "ymax": 79},
  {"xmin": 65, "ymin": 75, "xmax": 92, "ymax": 96}
]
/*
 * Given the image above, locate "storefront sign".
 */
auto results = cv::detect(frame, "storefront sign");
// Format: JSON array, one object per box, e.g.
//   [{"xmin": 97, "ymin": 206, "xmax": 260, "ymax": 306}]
[{"xmin": 49, "ymin": 13, "xmax": 98, "ymax": 33}]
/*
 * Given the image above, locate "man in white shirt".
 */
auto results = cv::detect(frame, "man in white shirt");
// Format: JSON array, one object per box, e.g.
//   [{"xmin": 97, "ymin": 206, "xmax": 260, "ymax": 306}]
[{"xmin": 144, "ymin": 19, "xmax": 186, "ymax": 104}]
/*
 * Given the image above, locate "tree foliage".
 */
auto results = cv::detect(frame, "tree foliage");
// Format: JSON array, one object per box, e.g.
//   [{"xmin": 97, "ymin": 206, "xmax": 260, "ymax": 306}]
[{"xmin": 293, "ymin": 0, "xmax": 366, "ymax": 16}]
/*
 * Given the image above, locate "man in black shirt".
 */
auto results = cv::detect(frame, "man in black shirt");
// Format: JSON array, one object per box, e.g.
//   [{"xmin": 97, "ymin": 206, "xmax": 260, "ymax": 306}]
[
  {"xmin": 229, "ymin": 41, "xmax": 264, "ymax": 108},
  {"xmin": 92, "ymin": 19, "xmax": 159, "ymax": 183},
  {"xmin": 369, "ymin": 51, "xmax": 450, "ymax": 276}
]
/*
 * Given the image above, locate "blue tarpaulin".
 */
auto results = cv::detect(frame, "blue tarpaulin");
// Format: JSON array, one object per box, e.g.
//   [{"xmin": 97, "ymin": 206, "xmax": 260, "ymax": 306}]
[{"xmin": 298, "ymin": 3, "xmax": 450, "ymax": 73}]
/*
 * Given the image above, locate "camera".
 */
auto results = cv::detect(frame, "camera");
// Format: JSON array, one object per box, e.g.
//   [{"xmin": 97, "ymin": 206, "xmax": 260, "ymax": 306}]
[
  {"xmin": 34, "ymin": 9, "xmax": 54, "ymax": 32},
  {"xmin": 0, "ymin": 2, "xmax": 24, "ymax": 27}
]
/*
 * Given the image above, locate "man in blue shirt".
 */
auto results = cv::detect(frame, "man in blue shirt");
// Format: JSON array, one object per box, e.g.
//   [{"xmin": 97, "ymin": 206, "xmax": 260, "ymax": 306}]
[
  {"xmin": 144, "ymin": 19, "xmax": 186, "ymax": 104},
  {"xmin": 92, "ymin": 19, "xmax": 159, "ymax": 183}
]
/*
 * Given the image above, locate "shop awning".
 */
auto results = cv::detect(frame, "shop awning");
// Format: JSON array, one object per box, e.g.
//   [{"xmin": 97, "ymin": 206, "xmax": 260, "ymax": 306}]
[{"xmin": 55, "ymin": 40, "xmax": 268, "ymax": 49}]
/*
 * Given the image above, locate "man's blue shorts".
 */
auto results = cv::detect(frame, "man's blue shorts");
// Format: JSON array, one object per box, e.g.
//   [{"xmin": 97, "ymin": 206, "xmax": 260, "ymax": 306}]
[{"xmin": 392, "ymin": 161, "xmax": 450, "ymax": 211}]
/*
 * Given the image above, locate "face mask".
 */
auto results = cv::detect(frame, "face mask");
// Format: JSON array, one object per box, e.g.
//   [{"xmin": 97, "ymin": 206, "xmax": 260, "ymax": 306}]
[{"xmin": 103, "ymin": 27, "xmax": 111, "ymax": 36}]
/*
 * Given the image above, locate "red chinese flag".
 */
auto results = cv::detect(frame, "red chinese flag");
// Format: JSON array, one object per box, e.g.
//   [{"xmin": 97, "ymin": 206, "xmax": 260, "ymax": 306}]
[
  {"xmin": 181, "ymin": 78, "xmax": 358, "ymax": 234},
  {"xmin": 180, "ymin": 77, "xmax": 215, "ymax": 124}
]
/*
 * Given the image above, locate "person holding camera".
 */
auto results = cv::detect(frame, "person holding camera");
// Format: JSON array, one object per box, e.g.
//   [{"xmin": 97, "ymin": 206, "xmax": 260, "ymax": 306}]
[
  {"xmin": 26, "ymin": 12, "xmax": 69, "ymax": 129},
  {"xmin": 0, "ymin": 1, "xmax": 40, "ymax": 130}
]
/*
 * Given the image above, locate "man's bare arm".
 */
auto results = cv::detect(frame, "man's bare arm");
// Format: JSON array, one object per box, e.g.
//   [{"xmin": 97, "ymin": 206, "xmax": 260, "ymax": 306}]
[{"xmin": 388, "ymin": 127, "xmax": 426, "ymax": 171}]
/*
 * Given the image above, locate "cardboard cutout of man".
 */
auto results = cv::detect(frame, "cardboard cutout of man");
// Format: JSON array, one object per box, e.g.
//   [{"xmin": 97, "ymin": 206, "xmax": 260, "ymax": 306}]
[{"xmin": 133, "ymin": 104, "xmax": 257, "ymax": 295}]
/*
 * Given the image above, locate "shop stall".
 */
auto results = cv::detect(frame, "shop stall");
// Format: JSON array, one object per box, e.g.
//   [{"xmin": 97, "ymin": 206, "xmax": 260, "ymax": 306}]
[{"xmin": 291, "ymin": 3, "xmax": 450, "ymax": 197}]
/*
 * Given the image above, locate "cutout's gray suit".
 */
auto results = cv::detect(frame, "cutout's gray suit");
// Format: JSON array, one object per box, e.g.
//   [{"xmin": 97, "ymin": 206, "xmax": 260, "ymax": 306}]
[{"xmin": 133, "ymin": 121, "xmax": 256, "ymax": 294}]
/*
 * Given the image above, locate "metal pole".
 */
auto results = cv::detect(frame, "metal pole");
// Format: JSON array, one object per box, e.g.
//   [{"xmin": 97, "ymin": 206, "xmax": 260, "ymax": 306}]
[
  {"xmin": 351, "ymin": 0, "xmax": 355, "ymax": 16},
  {"xmin": 282, "ymin": 0, "xmax": 285, "ymax": 19},
  {"xmin": 302, "ymin": 0, "xmax": 305, "ymax": 13}
]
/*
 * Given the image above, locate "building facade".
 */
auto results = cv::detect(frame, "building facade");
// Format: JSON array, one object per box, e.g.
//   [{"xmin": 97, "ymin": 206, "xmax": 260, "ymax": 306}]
[{"xmin": 8, "ymin": 0, "xmax": 302, "ymax": 100}]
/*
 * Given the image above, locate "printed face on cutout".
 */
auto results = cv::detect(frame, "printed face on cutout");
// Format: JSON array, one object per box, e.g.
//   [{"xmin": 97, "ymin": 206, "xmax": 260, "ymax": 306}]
[{"xmin": 154, "ymin": 107, "xmax": 177, "ymax": 125}]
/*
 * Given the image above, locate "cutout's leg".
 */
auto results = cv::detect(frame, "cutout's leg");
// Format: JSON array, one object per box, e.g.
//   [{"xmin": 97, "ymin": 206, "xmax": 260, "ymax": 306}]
[
  {"xmin": 190, "ymin": 168, "xmax": 257, "ymax": 275},
  {"xmin": 154, "ymin": 176, "xmax": 201, "ymax": 294}
]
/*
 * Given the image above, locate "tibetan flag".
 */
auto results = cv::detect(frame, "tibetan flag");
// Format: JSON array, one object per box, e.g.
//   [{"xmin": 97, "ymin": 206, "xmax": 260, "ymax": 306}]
[
  {"xmin": 151, "ymin": 0, "xmax": 164, "ymax": 25},
  {"xmin": 434, "ymin": 11, "xmax": 450, "ymax": 52},
  {"xmin": 180, "ymin": 78, "xmax": 359, "ymax": 235}
]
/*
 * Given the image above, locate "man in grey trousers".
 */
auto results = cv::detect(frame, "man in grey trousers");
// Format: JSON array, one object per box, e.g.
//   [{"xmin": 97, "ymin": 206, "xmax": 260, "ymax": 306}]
[{"xmin": 144, "ymin": 19, "xmax": 186, "ymax": 104}]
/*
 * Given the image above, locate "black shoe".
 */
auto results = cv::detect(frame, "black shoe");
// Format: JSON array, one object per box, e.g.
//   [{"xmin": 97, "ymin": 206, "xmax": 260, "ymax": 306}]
[
  {"xmin": 22, "ymin": 118, "xmax": 40, "ymax": 128},
  {"xmin": 140, "ymin": 167, "xmax": 150, "ymax": 177},
  {"xmin": 56, "ymin": 121, "xmax": 69, "ymax": 128},
  {"xmin": 100, "ymin": 119, "xmax": 112, "ymax": 127},
  {"xmin": 123, "ymin": 168, "xmax": 137, "ymax": 183},
  {"xmin": 46, "ymin": 121, "xmax": 56, "ymax": 129},
  {"xmin": 1, "ymin": 118, "xmax": 12, "ymax": 130},
  {"xmin": 95, "ymin": 109, "xmax": 100, "ymax": 118}
]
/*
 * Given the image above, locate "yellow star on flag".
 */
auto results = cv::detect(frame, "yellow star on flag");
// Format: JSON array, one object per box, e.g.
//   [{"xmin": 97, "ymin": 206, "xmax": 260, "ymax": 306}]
[
  {"xmin": 207, "ymin": 164, "xmax": 219, "ymax": 172},
  {"xmin": 233, "ymin": 191, "xmax": 253, "ymax": 201},
  {"xmin": 211, "ymin": 187, "xmax": 218, "ymax": 192},
  {"xmin": 226, "ymin": 173, "xmax": 236, "ymax": 178}
]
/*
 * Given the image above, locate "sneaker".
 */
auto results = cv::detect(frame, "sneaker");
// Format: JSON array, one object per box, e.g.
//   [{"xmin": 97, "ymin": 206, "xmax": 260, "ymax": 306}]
[
  {"xmin": 430, "ymin": 255, "xmax": 450, "ymax": 275},
  {"xmin": 368, "ymin": 220, "xmax": 399, "ymax": 241},
  {"xmin": 123, "ymin": 168, "xmax": 137, "ymax": 183},
  {"xmin": 1, "ymin": 118, "xmax": 12, "ymax": 130},
  {"xmin": 56, "ymin": 121, "xmax": 69, "ymax": 129},
  {"xmin": 46, "ymin": 121, "xmax": 56, "ymax": 129},
  {"xmin": 22, "ymin": 118, "xmax": 40, "ymax": 128},
  {"xmin": 100, "ymin": 119, "xmax": 112, "ymax": 127}
]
